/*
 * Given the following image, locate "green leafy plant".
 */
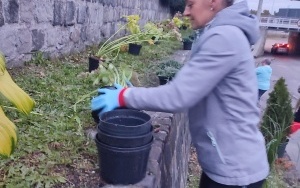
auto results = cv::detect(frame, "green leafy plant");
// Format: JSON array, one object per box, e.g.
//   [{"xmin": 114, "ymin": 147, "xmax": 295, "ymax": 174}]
[
  {"xmin": 182, "ymin": 16, "xmax": 191, "ymax": 29},
  {"xmin": 261, "ymin": 77, "xmax": 294, "ymax": 166},
  {"xmin": 154, "ymin": 60, "xmax": 183, "ymax": 78},
  {"xmin": 74, "ymin": 63, "xmax": 132, "ymax": 112},
  {"xmin": 0, "ymin": 52, "xmax": 35, "ymax": 157},
  {"xmin": 26, "ymin": 51, "xmax": 49, "ymax": 66},
  {"xmin": 144, "ymin": 22, "xmax": 166, "ymax": 42},
  {"xmin": 95, "ymin": 16, "xmax": 165, "ymax": 60},
  {"xmin": 261, "ymin": 78, "xmax": 294, "ymax": 143},
  {"xmin": 182, "ymin": 37, "xmax": 193, "ymax": 43}
]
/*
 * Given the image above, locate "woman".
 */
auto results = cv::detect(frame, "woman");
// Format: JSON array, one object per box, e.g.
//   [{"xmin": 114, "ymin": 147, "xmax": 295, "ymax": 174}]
[
  {"xmin": 294, "ymin": 86, "xmax": 300, "ymax": 122},
  {"xmin": 256, "ymin": 59, "xmax": 272, "ymax": 100},
  {"xmin": 91, "ymin": 0, "xmax": 269, "ymax": 187}
]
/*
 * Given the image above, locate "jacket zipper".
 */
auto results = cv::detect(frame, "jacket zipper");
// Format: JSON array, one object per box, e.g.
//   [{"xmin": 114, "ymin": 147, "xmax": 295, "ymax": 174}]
[{"xmin": 207, "ymin": 131, "xmax": 227, "ymax": 164}]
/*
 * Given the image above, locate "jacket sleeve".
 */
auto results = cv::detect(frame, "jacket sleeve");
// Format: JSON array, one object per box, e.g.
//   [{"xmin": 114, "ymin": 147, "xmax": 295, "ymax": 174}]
[
  {"xmin": 124, "ymin": 31, "xmax": 240, "ymax": 112},
  {"xmin": 255, "ymin": 67, "xmax": 262, "ymax": 75}
]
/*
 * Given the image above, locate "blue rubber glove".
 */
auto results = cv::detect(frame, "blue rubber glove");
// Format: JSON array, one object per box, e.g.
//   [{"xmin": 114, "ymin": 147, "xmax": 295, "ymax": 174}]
[{"xmin": 91, "ymin": 83, "xmax": 125, "ymax": 115}]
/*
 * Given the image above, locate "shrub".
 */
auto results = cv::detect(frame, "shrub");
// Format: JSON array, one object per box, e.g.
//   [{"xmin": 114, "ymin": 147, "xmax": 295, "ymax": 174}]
[
  {"xmin": 261, "ymin": 77, "xmax": 294, "ymax": 166},
  {"xmin": 155, "ymin": 60, "xmax": 183, "ymax": 78}
]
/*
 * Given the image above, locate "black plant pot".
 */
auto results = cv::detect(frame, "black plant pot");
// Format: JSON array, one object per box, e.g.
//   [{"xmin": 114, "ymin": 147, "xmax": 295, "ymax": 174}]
[
  {"xmin": 96, "ymin": 127, "xmax": 153, "ymax": 148},
  {"xmin": 181, "ymin": 25, "xmax": 188, "ymax": 30},
  {"xmin": 98, "ymin": 109, "xmax": 152, "ymax": 136},
  {"xmin": 95, "ymin": 136, "xmax": 152, "ymax": 184},
  {"xmin": 88, "ymin": 56, "xmax": 100, "ymax": 72},
  {"xmin": 277, "ymin": 141, "xmax": 288, "ymax": 158},
  {"xmin": 91, "ymin": 86, "xmax": 128, "ymax": 123},
  {"xmin": 158, "ymin": 76, "xmax": 172, "ymax": 85},
  {"xmin": 151, "ymin": 36, "xmax": 160, "ymax": 45},
  {"xmin": 183, "ymin": 41, "xmax": 193, "ymax": 50},
  {"xmin": 128, "ymin": 43, "xmax": 142, "ymax": 56}
]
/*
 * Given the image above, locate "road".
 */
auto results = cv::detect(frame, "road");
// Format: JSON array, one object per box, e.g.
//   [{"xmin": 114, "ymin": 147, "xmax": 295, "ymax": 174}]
[{"xmin": 257, "ymin": 54, "xmax": 300, "ymax": 108}]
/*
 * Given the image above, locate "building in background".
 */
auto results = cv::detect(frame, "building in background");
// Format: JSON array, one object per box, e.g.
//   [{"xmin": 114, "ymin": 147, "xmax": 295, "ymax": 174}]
[{"xmin": 275, "ymin": 8, "xmax": 300, "ymax": 18}]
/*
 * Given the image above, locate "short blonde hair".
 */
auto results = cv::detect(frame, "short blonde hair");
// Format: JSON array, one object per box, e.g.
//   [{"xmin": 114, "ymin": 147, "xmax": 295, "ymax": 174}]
[{"xmin": 262, "ymin": 59, "xmax": 272, "ymax": 65}]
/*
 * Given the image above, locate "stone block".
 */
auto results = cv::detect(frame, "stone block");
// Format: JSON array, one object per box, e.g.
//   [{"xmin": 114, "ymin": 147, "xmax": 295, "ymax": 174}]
[
  {"xmin": 44, "ymin": 27, "xmax": 59, "ymax": 48},
  {"xmin": 85, "ymin": 24, "xmax": 101, "ymax": 45},
  {"xmin": 16, "ymin": 29, "xmax": 31, "ymax": 54},
  {"xmin": 147, "ymin": 160, "xmax": 160, "ymax": 177},
  {"xmin": 77, "ymin": 6, "xmax": 87, "ymax": 24},
  {"xmin": 113, "ymin": 7, "xmax": 120, "ymax": 22},
  {"xmin": 135, "ymin": 174, "xmax": 156, "ymax": 188},
  {"xmin": 0, "ymin": 1, "xmax": 4, "ymax": 26},
  {"xmin": 149, "ymin": 146, "xmax": 162, "ymax": 162},
  {"xmin": 80, "ymin": 26, "xmax": 87, "ymax": 41},
  {"xmin": 3, "ymin": 0, "xmax": 19, "ymax": 23},
  {"xmin": 101, "ymin": 22, "xmax": 111, "ymax": 38},
  {"xmin": 152, "ymin": 139, "xmax": 164, "ymax": 150},
  {"xmin": 88, "ymin": 3, "xmax": 103, "ymax": 24},
  {"xmin": 32, "ymin": 29, "xmax": 45, "ymax": 51},
  {"xmin": 34, "ymin": 0, "xmax": 53, "ymax": 23},
  {"xmin": 19, "ymin": 0, "xmax": 34, "ymax": 24},
  {"xmin": 65, "ymin": 1, "xmax": 75, "ymax": 26},
  {"xmin": 153, "ymin": 131, "xmax": 168, "ymax": 142},
  {"xmin": 53, "ymin": 0, "xmax": 65, "ymax": 26},
  {"xmin": 70, "ymin": 28, "xmax": 81, "ymax": 43},
  {"xmin": 0, "ymin": 27, "xmax": 18, "ymax": 58},
  {"xmin": 117, "ymin": 0, "xmax": 122, "ymax": 6}
]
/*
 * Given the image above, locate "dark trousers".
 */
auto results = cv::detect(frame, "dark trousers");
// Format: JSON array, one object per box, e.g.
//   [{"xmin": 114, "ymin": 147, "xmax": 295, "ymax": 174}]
[
  {"xmin": 295, "ymin": 107, "xmax": 300, "ymax": 122},
  {"xmin": 258, "ymin": 89, "xmax": 267, "ymax": 100},
  {"xmin": 199, "ymin": 173, "xmax": 265, "ymax": 188}
]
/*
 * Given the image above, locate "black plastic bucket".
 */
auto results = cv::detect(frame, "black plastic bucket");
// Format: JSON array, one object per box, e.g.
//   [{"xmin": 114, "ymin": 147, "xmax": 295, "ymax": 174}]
[
  {"xmin": 183, "ymin": 41, "xmax": 192, "ymax": 50},
  {"xmin": 158, "ymin": 76, "xmax": 172, "ymax": 85},
  {"xmin": 128, "ymin": 43, "xmax": 142, "ymax": 56},
  {"xmin": 96, "ymin": 127, "xmax": 153, "ymax": 148},
  {"xmin": 95, "ymin": 137, "xmax": 153, "ymax": 184},
  {"xmin": 89, "ymin": 56, "xmax": 100, "ymax": 72},
  {"xmin": 98, "ymin": 109, "xmax": 152, "ymax": 136}
]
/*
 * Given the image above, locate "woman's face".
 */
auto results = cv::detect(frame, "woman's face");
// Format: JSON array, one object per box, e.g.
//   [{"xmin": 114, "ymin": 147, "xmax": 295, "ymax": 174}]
[{"xmin": 183, "ymin": 0, "xmax": 225, "ymax": 29}]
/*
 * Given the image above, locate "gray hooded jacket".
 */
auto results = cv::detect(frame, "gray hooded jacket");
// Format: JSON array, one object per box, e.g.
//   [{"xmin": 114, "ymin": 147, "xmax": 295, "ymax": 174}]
[{"xmin": 124, "ymin": 1, "xmax": 269, "ymax": 185}]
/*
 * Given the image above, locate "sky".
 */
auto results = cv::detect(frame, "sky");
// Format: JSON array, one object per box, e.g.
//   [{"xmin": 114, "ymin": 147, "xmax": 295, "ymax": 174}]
[{"xmin": 246, "ymin": 0, "xmax": 300, "ymax": 13}]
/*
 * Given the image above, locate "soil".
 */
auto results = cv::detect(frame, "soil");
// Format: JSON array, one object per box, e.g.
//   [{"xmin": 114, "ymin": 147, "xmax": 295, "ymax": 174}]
[{"xmin": 187, "ymin": 146, "xmax": 201, "ymax": 188}]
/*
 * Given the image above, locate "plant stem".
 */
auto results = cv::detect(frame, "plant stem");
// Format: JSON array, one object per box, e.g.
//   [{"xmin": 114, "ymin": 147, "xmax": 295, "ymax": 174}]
[{"xmin": 73, "ymin": 89, "xmax": 98, "ymax": 112}]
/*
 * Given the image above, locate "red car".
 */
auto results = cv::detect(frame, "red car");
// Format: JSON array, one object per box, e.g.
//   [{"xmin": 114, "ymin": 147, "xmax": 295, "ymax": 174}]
[{"xmin": 271, "ymin": 43, "xmax": 289, "ymax": 55}]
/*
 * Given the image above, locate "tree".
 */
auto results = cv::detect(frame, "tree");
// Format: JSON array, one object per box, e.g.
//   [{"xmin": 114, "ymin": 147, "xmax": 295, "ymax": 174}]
[
  {"xmin": 262, "ymin": 10, "xmax": 272, "ymax": 16},
  {"xmin": 250, "ymin": 9, "xmax": 257, "ymax": 15}
]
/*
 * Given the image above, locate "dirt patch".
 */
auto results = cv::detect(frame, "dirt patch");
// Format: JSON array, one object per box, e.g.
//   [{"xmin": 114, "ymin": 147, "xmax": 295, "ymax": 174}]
[
  {"xmin": 52, "ymin": 153, "xmax": 104, "ymax": 188},
  {"xmin": 187, "ymin": 146, "xmax": 201, "ymax": 188}
]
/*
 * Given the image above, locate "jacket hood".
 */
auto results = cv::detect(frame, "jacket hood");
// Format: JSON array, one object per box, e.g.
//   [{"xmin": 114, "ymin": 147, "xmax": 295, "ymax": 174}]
[{"xmin": 209, "ymin": 0, "xmax": 260, "ymax": 45}]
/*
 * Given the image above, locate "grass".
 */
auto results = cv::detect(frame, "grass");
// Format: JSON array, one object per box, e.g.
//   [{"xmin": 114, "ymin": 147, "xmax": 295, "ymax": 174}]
[{"xmin": 0, "ymin": 40, "xmax": 181, "ymax": 187}]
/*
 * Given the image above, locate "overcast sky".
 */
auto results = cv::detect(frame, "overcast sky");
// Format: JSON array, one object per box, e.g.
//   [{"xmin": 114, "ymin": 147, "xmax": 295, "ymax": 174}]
[{"xmin": 246, "ymin": 0, "xmax": 300, "ymax": 13}]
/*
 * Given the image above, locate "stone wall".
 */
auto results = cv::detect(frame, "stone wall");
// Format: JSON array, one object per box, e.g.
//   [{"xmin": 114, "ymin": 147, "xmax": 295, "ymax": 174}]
[
  {"xmin": 0, "ymin": 0, "xmax": 170, "ymax": 67},
  {"xmin": 102, "ymin": 112, "xmax": 191, "ymax": 188}
]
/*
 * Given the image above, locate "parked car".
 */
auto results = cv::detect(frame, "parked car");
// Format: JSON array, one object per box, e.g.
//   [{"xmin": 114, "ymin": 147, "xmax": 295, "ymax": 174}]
[{"xmin": 271, "ymin": 43, "xmax": 289, "ymax": 55}]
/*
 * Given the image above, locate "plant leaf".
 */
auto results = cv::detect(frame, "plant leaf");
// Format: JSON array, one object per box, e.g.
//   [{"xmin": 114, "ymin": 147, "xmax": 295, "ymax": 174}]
[
  {"xmin": 0, "ymin": 70, "xmax": 35, "ymax": 115},
  {"xmin": 0, "ymin": 106, "xmax": 17, "ymax": 157}
]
